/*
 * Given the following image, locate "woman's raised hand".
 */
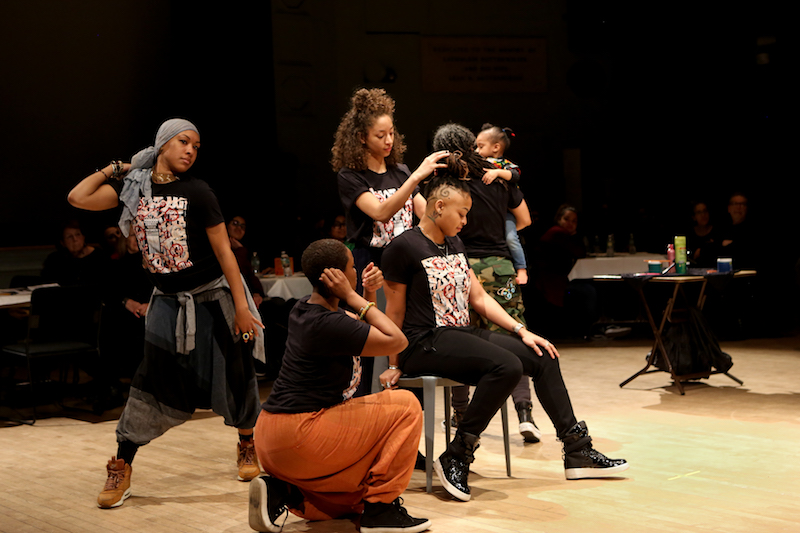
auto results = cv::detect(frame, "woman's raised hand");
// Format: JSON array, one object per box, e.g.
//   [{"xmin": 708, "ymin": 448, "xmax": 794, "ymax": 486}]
[
  {"xmin": 362, "ymin": 262, "xmax": 384, "ymax": 294},
  {"xmin": 320, "ymin": 267, "xmax": 355, "ymax": 301},
  {"xmin": 411, "ymin": 150, "xmax": 450, "ymax": 182}
]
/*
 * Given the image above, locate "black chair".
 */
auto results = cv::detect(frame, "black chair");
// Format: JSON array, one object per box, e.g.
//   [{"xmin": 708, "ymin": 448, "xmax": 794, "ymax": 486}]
[
  {"xmin": 7, "ymin": 275, "xmax": 43, "ymax": 289},
  {"xmin": 1, "ymin": 285, "xmax": 102, "ymax": 424}
]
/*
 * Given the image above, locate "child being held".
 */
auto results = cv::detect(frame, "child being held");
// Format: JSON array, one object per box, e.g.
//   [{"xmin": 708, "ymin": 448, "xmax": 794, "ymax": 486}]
[{"xmin": 475, "ymin": 123, "xmax": 528, "ymax": 285}]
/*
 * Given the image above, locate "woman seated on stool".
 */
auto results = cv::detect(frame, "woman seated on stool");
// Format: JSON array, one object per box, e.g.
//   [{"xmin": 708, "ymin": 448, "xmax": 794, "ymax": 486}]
[
  {"xmin": 249, "ymin": 239, "xmax": 430, "ymax": 533},
  {"xmin": 379, "ymin": 153, "xmax": 628, "ymax": 502}
]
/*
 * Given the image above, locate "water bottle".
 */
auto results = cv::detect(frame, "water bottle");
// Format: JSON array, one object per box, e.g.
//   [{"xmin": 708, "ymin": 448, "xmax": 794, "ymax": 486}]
[
  {"xmin": 606, "ymin": 234, "xmax": 615, "ymax": 257},
  {"xmin": 250, "ymin": 252, "xmax": 261, "ymax": 275},
  {"xmin": 667, "ymin": 243, "xmax": 675, "ymax": 263},
  {"xmin": 280, "ymin": 251, "xmax": 292, "ymax": 277},
  {"xmin": 628, "ymin": 233, "xmax": 636, "ymax": 254},
  {"xmin": 674, "ymin": 236, "xmax": 687, "ymax": 274}
]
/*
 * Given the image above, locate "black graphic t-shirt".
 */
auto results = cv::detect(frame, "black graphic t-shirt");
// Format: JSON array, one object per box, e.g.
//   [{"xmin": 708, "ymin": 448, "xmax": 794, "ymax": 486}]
[
  {"xmin": 382, "ymin": 228, "xmax": 472, "ymax": 342},
  {"xmin": 337, "ymin": 164, "xmax": 417, "ymax": 249},
  {"xmin": 110, "ymin": 176, "xmax": 224, "ymax": 293},
  {"xmin": 263, "ymin": 296, "xmax": 370, "ymax": 414}
]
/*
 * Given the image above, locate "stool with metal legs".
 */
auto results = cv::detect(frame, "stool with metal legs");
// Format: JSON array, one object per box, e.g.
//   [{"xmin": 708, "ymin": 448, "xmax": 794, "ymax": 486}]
[{"xmin": 397, "ymin": 375, "xmax": 511, "ymax": 493}]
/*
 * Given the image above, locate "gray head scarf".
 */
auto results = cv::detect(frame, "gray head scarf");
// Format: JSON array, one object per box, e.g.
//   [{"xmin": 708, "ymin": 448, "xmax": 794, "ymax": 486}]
[{"xmin": 118, "ymin": 118, "xmax": 200, "ymax": 237}]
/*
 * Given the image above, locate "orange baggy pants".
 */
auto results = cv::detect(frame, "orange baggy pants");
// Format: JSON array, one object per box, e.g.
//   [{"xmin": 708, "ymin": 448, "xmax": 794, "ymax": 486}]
[{"xmin": 254, "ymin": 389, "xmax": 422, "ymax": 521}]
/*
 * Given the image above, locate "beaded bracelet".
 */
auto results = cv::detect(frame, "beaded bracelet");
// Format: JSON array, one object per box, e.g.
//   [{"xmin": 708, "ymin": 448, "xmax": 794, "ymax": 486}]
[{"xmin": 358, "ymin": 302, "xmax": 376, "ymax": 321}]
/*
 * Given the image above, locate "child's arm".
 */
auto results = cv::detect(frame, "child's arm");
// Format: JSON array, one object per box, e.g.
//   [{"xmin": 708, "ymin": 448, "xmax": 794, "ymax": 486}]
[{"xmin": 482, "ymin": 167, "xmax": 519, "ymax": 185}]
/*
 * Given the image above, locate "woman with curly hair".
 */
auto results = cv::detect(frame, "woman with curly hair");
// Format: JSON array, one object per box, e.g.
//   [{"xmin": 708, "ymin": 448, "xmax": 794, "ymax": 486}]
[
  {"xmin": 333, "ymin": 88, "xmax": 448, "ymax": 395},
  {"xmin": 333, "ymin": 88, "xmax": 449, "ymax": 282}
]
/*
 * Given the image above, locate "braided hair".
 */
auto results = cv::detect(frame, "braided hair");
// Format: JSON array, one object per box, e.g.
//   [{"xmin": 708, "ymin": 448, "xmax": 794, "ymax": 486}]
[
  {"xmin": 421, "ymin": 151, "xmax": 472, "ymax": 201},
  {"xmin": 432, "ymin": 123, "xmax": 504, "ymax": 188}
]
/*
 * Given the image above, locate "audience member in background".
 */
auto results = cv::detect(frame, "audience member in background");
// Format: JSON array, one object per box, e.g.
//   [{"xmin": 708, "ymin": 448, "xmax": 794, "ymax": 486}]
[
  {"xmin": 325, "ymin": 213, "xmax": 354, "ymax": 250},
  {"xmin": 102, "ymin": 225, "xmax": 128, "ymax": 260},
  {"xmin": 100, "ymin": 231, "xmax": 154, "ymax": 383},
  {"xmin": 227, "ymin": 214, "xmax": 265, "ymax": 308},
  {"xmin": 41, "ymin": 219, "xmax": 109, "ymax": 287},
  {"xmin": 685, "ymin": 201, "xmax": 719, "ymax": 268},
  {"xmin": 535, "ymin": 204, "xmax": 599, "ymax": 340},
  {"xmin": 719, "ymin": 192, "xmax": 758, "ymax": 270},
  {"xmin": 249, "ymin": 239, "xmax": 429, "ymax": 533}
]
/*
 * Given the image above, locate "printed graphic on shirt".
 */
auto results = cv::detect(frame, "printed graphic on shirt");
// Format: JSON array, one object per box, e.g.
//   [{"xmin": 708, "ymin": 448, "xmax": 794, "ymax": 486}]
[
  {"xmin": 343, "ymin": 356, "xmax": 362, "ymax": 401},
  {"xmin": 369, "ymin": 187, "xmax": 415, "ymax": 248},
  {"xmin": 133, "ymin": 196, "xmax": 192, "ymax": 274},
  {"xmin": 421, "ymin": 252, "xmax": 471, "ymax": 327}
]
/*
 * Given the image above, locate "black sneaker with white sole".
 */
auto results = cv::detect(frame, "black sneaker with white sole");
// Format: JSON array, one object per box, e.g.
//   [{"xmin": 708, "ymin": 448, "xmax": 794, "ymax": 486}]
[
  {"xmin": 564, "ymin": 445, "xmax": 629, "ymax": 479},
  {"xmin": 560, "ymin": 420, "xmax": 629, "ymax": 480},
  {"xmin": 248, "ymin": 475, "xmax": 302, "ymax": 533},
  {"xmin": 433, "ymin": 451, "xmax": 472, "ymax": 501},
  {"xmin": 361, "ymin": 498, "xmax": 431, "ymax": 533},
  {"xmin": 516, "ymin": 401, "xmax": 541, "ymax": 443}
]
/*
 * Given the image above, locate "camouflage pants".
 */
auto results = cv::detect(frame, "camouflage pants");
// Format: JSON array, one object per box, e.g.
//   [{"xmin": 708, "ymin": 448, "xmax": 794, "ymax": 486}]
[
  {"xmin": 452, "ymin": 256, "xmax": 530, "ymax": 411},
  {"xmin": 468, "ymin": 256, "xmax": 526, "ymax": 333}
]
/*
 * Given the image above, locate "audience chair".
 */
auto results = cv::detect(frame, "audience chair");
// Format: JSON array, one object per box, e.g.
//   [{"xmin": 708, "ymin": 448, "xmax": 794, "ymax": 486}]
[
  {"xmin": 1, "ymin": 285, "xmax": 102, "ymax": 424},
  {"xmin": 397, "ymin": 375, "xmax": 512, "ymax": 493}
]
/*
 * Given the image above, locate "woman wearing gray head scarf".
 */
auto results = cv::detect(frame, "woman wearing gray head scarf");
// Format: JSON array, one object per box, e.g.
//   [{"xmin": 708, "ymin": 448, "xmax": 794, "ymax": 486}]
[{"xmin": 69, "ymin": 118, "xmax": 265, "ymax": 509}]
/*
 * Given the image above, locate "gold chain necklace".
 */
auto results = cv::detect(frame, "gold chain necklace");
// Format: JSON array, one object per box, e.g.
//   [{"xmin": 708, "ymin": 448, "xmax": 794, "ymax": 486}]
[{"xmin": 151, "ymin": 170, "xmax": 180, "ymax": 184}]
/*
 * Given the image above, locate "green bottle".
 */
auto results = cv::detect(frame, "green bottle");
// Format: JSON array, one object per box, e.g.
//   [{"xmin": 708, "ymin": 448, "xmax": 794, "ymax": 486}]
[{"xmin": 674, "ymin": 236, "xmax": 687, "ymax": 274}]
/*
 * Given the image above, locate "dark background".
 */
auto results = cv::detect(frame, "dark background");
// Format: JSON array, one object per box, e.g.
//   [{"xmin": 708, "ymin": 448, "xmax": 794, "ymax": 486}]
[{"xmin": 0, "ymin": 0, "xmax": 793, "ymax": 262}]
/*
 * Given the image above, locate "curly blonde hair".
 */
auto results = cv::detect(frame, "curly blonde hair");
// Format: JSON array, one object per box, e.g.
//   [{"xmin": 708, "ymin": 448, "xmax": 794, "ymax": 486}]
[{"xmin": 331, "ymin": 88, "xmax": 407, "ymax": 171}]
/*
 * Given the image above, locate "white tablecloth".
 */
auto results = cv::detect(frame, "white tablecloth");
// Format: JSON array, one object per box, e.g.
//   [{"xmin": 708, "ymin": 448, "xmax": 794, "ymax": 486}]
[
  {"xmin": 0, "ymin": 283, "xmax": 58, "ymax": 309},
  {"xmin": 568, "ymin": 253, "xmax": 666, "ymax": 281},
  {"xmin": 259, "ymin": 274, "xmax": 313, "ymax": 301}
]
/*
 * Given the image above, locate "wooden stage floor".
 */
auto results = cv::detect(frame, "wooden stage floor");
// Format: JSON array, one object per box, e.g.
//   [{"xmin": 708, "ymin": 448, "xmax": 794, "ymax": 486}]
[{"xmin": 1, "ymin": 335, "xmax": 799, "ymax": 532}]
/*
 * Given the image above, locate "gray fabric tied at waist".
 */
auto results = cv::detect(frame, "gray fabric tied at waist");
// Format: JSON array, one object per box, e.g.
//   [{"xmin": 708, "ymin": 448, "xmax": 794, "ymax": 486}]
[
  {"xmin": 175, "ymin": 291, "xmax": 197, "ymax": 355},
  {"xmin": 148, "ymin": 274, "xmax": 265, "ymax": 363}
]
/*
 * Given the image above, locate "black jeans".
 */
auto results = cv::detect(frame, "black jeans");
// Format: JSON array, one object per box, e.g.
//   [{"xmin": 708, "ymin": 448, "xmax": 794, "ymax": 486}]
[{"xmin": 401, "ymin": 327, "xmax": 578, "ymax": 438}]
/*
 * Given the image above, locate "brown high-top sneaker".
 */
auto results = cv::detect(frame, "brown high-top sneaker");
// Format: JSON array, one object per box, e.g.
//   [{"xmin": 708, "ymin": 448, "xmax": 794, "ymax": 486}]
[
  {"xmin": 97, "ymin": 457, "xmax": 132, "ymax": 508},
  {"xmin": 237, "ymin": 441, "xmax": 261, "ymax": 481}
]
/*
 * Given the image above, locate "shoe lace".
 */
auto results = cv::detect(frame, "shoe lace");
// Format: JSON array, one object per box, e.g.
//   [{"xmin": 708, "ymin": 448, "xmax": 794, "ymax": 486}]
[
  {"xmin": 392, "ymin": 497, "xmax": 411, "ymax": 517},
  {"xmin": 239, "ymin": 443, "xmax": 256, "ymax": 466},
  {"xmin": 104, "ymin": 468, "xmax": 125, "ymax": 491}
]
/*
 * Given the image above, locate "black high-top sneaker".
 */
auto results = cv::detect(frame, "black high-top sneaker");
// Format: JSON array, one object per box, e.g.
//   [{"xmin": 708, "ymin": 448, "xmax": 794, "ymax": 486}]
[
  {"xmin": 361, "ymin": 497, "xmax": 432, "ymax": 533},
  {"xmin": 433, "ymin": 431, "xmax": 480, "ymax": 501},
  {"xmin": 515, "ymin": 401, "xmax": 542, "ymax": 443},
  {"xmin": 248, "ymin": 475, "xmax": 304, "ymax": 532},
  {"xmin": 561, "ymin": 421, "xmax": 629, "ymax": 480}
]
